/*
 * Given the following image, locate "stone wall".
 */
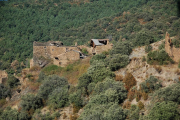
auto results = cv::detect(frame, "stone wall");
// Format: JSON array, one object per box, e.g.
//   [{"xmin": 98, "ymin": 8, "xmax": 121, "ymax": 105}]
[
  {"xmin": 165, "ymin": 32, "xmax": 180, "ymax": 63},
  {"xmin": 0, "ymin": 70, "xmax": 8, "ymax": 84}
]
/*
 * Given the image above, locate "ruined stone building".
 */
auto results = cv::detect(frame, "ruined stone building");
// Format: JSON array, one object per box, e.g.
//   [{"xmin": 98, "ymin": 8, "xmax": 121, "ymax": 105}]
[
  {"xmin": 165, "ymin": 32, "xmax": 180, "ymax": 63},
  {"xmin": 32, "ymin": 41, "xmax": 85, "ymax": 67},
  {"xmin": 31, "ymin": 39, "xmax": 112, "ymax": 68},
  {"xmin": 89, "ymin": 39, "xmax": 113, "ymax": 54}
]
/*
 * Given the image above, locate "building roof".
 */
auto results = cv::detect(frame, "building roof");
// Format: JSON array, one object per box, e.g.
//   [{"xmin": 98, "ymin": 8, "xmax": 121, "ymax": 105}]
[{"xmin": 91, "ymin": 39, "xmax": 104, "ymax": 46}]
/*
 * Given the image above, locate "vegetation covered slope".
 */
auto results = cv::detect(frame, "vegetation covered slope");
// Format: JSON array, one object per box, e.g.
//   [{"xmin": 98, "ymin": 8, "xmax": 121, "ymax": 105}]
[{"xmin": 0, "ymin": 0, "xmax": 179, "ymax": 64}]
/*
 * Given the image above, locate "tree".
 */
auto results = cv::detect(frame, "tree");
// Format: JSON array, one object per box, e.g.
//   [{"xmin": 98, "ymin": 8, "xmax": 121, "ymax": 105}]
[
  {"xmin": 148, "ymin": 101, "xmax": 180, "ymax": 120},
  {"xmin": 38, "ymin": 75, "xmax": 68, "ymax": 99}
]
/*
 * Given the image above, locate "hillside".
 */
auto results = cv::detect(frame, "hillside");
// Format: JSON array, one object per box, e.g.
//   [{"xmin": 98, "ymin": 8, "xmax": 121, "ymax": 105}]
[
  {"xmin": 0, "ymin": 0, "xmax": 180, "ymax": 68},
  {"xmin": 1, "ymin": 0, "xmax": 180, "ymax": 120}
]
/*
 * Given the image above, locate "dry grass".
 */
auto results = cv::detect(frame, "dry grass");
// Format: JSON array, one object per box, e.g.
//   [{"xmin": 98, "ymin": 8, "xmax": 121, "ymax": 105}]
[
  {"xmin": 60, "ymin": 58, "xmax": 90, "ymax": 85},
  {"xmin": 153, "ymin": 65, "xmax": 162, "ymax": 73},
  {"xmin": 123, "ymin": 72, "xmax": 137, "ymax": 90},
  {"xmin": 137, "ymin": 101, "xmax": 144, "ymax": 110},
  {"xmin": 175, "ymin": 69, "xmax": 180, "ymax": 75},
  {"xmin": 115, "ymin": 74, "xmax": 123, "ymax": 81},
  {"xmin": 29, "ymin": 66, "xmax": 41, "ymax": 72},
  {"xmin": 123, "ymin": 101, "xmax": 131, "ymax": 109}
]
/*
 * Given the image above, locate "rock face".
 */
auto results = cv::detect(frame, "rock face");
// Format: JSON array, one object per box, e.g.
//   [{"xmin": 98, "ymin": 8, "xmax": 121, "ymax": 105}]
[
  {"xmin": 165, "ymin": 32, "xmax": 180, "ymax": 63},
  {"xmin": 0, "ymin": 70, "xmax": 8, "ymax": 84}
]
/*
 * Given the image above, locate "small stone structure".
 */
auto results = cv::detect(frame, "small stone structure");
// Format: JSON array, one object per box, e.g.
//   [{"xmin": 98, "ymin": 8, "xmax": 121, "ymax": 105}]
[
  {"xmin": 0, "ymin": 70, "xmax": 8, "ymax": 84},
  {"xmin": 32, "ymin": 41, "xmax": 85, "ymax": 67},
  {"xmin": 165, "ymin": 32, "xmax": 180, "ymax": 63},
  {"xmin": 90, "ymin": 39, "xmax": 113, "ymax": 54}
]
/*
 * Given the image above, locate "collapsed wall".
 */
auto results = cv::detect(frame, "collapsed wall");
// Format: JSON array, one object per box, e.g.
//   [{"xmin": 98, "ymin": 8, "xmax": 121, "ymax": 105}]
[{"xmin": 165, "ymin": 32, "xmax": 180, "ymax": 63}]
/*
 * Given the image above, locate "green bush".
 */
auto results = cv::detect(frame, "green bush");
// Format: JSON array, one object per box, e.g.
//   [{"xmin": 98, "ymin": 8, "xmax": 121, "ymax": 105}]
[
  {"xmin": 128, "ymin": 105, "xmax": 140, "ymax": 120},
  {"xmin": 147, "ymin": 49, "xmax": 174, "ymax": 65},
  {"xmin": 7, "ymin": 75, "xmax": 20, "ymax": 88},
  {"xmin": 145, "ymin": 45, "xmax": 152, "ymax": 53},
  {"xmin": 152, "ymin": 83, "xmax": 180, "ymax": 103},
  {"xmin": 93, "ymin": 78, "xmax": 127, "ymax": 104},
  {"xmin": 48, "ymin": 87, "xmax": 69, "ymax": 109},
  {"xmin": 78, "ymin": 103, "xmax": 126, "ymax": 120},
  {"xmin": 0, "ymin": 107, "xmax": 19, "ymax": 120},
  {"xmin": 90, "ymin": 54, "xmax": 106, "ymax": 64},
  {"xmin": 179, "ymin": 60, "xmax": 180, "ymax": 68},
  {"xmin": 21, "ymin": 94, "xmax": 43, "ymax": 111},
  {"xmin": 0, "ymin": 84, "xmax": 11, "ymax": 99},
  {"xmin": 147, "ymin": 101, "xmax": 180, "ymax": 120},
  {"xmin": 172, "ymin": 38, "xmax": 180, "ymax": 48},
  {"xmin": 134, "ymin": 30, "xmax": 155, "ymax": 46},
  {"xmin": 110, "ymin": 41, "xmax": 132, "ymax": 55},
  {"xmin": 140, "ymin": 76, "xmax": 162, "ymax": 93},
  {"xmin": 77, "ymin": 73, "xmax": 92, "ymax": 90},
  {"xmin": 158, "ymin": 42, "xmax": 165, "ymax": 50},
  {"xmin": 69, "ymin": 89, "xmax": 86, "ymax": 107},
  {"xmin": 87, "ymin": 82, "xmax": 96, "ymax": 94},
  {"xmin": 87, "ymin": 62, "xmax": 115, "ymax": 83},
  {"xmin": 38, "ymin": 75, "xmax": 68, "ymax": 99},
  {"xmin": 81, "ymin": 48, "xmax": 88, "ymax": 55},
  {"xmin": 105, "ymin": 54, "xmax": 129, "ymax": 71}
]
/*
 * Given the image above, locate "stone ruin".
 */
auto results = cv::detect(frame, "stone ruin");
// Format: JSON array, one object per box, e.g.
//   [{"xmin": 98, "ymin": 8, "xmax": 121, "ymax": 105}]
[
  {"xmin": 31, "ymin": 39, "xmax": 113, "ymax": 68},
  {"xmin": 165, "ymin": 32, "xmax": 180, "ymax": 63}
]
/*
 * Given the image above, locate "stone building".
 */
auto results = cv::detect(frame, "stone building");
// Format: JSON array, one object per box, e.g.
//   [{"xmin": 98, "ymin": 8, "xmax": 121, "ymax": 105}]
[
  {"xmin": 90, "ymin": 39, "xmax": 113, "ymax": 54},
  {"xmin": 32, "ymin": 41, "xmax": 85, "ymax": 67},
  {"xmin": 165, "ymin": 32, "xmax": 180, "ymax": 63}
]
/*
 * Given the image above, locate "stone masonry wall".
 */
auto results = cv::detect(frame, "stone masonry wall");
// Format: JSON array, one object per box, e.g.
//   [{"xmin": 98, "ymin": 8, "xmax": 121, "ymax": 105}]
[{"xmin": 165, "ymin": 32, "xmax": 180, "ymax": 63}]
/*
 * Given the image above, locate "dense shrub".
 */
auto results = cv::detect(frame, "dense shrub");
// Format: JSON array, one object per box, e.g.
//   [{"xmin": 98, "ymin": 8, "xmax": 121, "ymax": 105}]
[
  {"xmin": 90, "ymin": 54, "xmax": 106, "ymax": 64},
  {"xmin": 110, "ymin": 41, "xmax": 132, "ymax": 55},
  {"xmin": 147, "ymin": 101, "xmax": 180, "ymax": 120},
  {"xmin": 158, "ymin": 42, "xmax": 165, "ymax": 50},
  {"xmin": 77, "ymin": 73, "xmax": 92, "ymax": 90},
  {"xmin": 0, "ymin": 84, "xmax": 11, "ymax": 99},
  {"xmin": 21, "ymin": 94, "xmax": 43, "ymax": 112},
  {"xmin": 0, "ymin": 107, "xmax": 19, "ymax": 120},
  {"xmin": 87, "ymin": 62, "xmax": 115, "ymax": 83},
  {"xmin": 87, "ymin": 82, "xmax": 96, "ymax": 94},
  {"xmin": 48, "ymin": 87, "xmax": 69, "ymax": 109},
  {"xmin": 78, "ymin": 103, "xmax": 127, "ymax": 120},
  {"xmin": 147, "ymin": 49, "xmax": 174, "ymax": 65},
  {"xmin": 105, "ymin": 54, "xmax": 129, "ymax": 71},
  {"xmin": 69, "ymin": 89, "xmax": 86, "ymax": 107},
  {"xmin": 134, "ymin": 30, "xmax": 154, "ymax": 46},
  {"xmin": 7, "ymin": 75, "xmax": 20, "ymax": 88},
  {"xmin": 128, "ymin": 105, "xmax": 140, "ymax": 120},
  {"xmin": 38, "ymin": 75, "xmax": 68, "ymax": 99},
  {"xmin": 123, "ymin": 72, "xmax": 137, "ymax": 90},
  {"xmin": 172, "ymin": 38, "xmax": 180, "ymax": 48},
  {"xmin": 152, "ymin": 83, "xmax": 180, "ymax": 103},
  {"xmin": 145, "ymin": 44, "xmax": 152, "ymax": 53},
  {"xmin": 140, "ymin": 76, "xmax": 162, "ymax": 93},
  {"xmin": 93, "ymin": 78, "xmax": 127, "ymax": 103}
]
